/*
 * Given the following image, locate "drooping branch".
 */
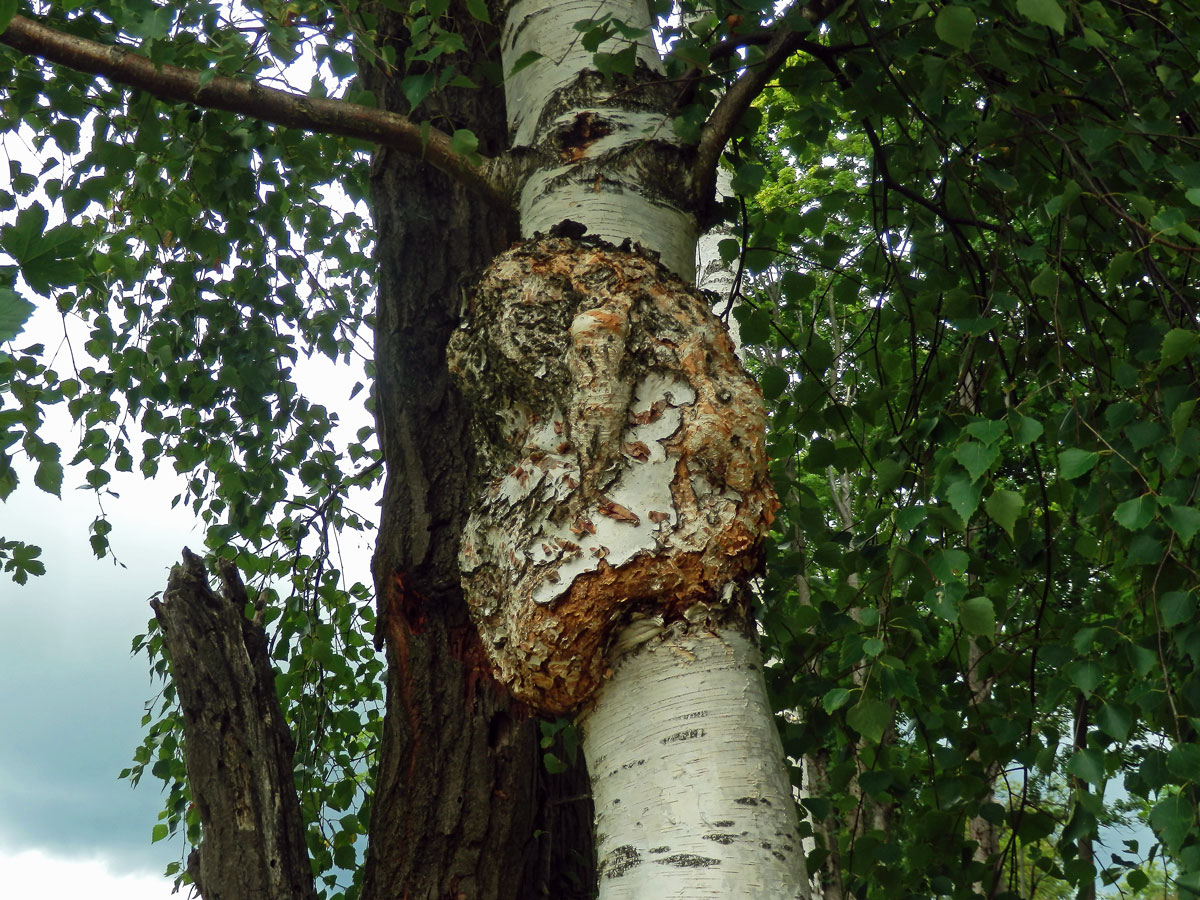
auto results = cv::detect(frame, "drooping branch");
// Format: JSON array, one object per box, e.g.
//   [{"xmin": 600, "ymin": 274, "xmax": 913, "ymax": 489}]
[
  {"xmin": 151, "ymin": 548, "xmax": 318, "ymax": 900},
  {"xmin": 0, "ymin": 14, "xmax": 511, "ymax": 209}
]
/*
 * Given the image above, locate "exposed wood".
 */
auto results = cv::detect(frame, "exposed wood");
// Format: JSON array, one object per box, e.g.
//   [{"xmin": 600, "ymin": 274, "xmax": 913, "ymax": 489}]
[
  {"xmin": 449, "ymin": 236, "xmax": 777, "ymax": 713},
  {"xmin": 151, "ymin": 548, "xmax": 318, "ymax": 900}
]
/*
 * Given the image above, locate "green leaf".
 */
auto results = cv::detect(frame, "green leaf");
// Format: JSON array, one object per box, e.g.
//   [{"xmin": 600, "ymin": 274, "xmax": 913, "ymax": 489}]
[
  {"xmin": 3, "ymin": 541, "xmax": 44, "ymax": 584},
  {"xmin": 1059, "ymin": 449, "xmax": 1099, "ymax": 479},
  {"xmin": 450, "ymin": 129, "xmax": 481, "ymax": 165},
  {"xmin": 1030, "ymin": 265, "xmax": 1059, "ymax": 296},
  {"xmin": 930, "ymin": 548, "xmax": 970, "ymax": 582},
  {"xmin": 1010, "ymin": 413, "xmax": 1044, "ymax": 445},
  {"xmin": 1114, "ymin": 495, "xmax": 1155, "ymax": 532},
  {"xmin": 946, "ymin": 476, "xmax": 982, "ymax": 525},
  {"xmin": 1127, "ymin": 870, "xmax": 1150, "ymax": 893},
  {"xmin": 846, "ymin": 699, "xmax": 892, "ymax": 743},
  {"xmin": 0, "ymin": 288, "xmax": 35, "ymax": 342},
  {"xmin": 934, "ymin": 5, "xmax": 976, "ymax": 50},
  {"xmin": 0, "ymin": 204, "xmax": 84, "ymax": 294},
  {"xmin": 34, "ymin": 454, "xmax": 63, "ymax": 498},
  {"xmin": 1067, "ymin": 748, "xmax": 1106, "ymax": 785},
  {"xmin": 0, "ymin": 0, "xmax": 17, "ymax": 32},
  {"xmin": 507, "ymin": 49, "xmax": 543, "ymax": 76},
  {"xmin": 151, "ymin": 823, "xmax": 169, "ymax": 843},
  {"xmin": 1017, "ymin": 0, "xmax": 1067, "ymax": 33},
  {"xmin": 1106, "ymin": 251, "xmax": 1136, "ymax": 288},
  {"xmin": 1172, "ymin": 399, "xmax": 1196, "ymax": 441},
  {"xmin": 760, "ymin": 365, "xmax": 788, "ymax": 400},
  {"xmin": 465, "ymin": 0, "xmax": 491, "ymax": 22},
  {"xmin": 964, "ymin": 420, "xmax": 1007, "ymax": 445},
  {"xmin": 1160, "ymin": 592, "xmax": 1197, "ymax": 628},
  {"xmin": 1150, "ymin": 794, "xmax": 1191, "ymax": 851},
  {"xmin": 1164, "ymin": 505, "xmax": 1200, "ymax": 547},
  {"xmin": 954, "ymin": 441, "xmax": 999, "ymax": 481},
  {"xmin": 823, "ymin": 687, "xmax": 854, "ymax": 713},
  {"xmin": 1067, "ymin": 660, "xmax": 1103, "ymax": 695},
  {"xmin": 401, "ymin": 72, "xmax": 435, "ymax": 111},
  {"xmin": 1096, "ymin": 702, "xmax": 1134, "ymax": 742},
  {"xmin": 1161, "ymin": 328, "xmax": 1199, "ymax": 367},
  {"xmin": 1166, "ymin": 744, "xmax": 1200, "ymax": 782},
  {"xmin": 730, "ymin": 163, "xmax": 766, "ymax": 197},
  {"xmin": 985, "ymin": 490, "xmax": 1023, "ymax": 538},
  {"xmin": 959, "ymin": 596, "xmax": 995, "ymax": 636}
]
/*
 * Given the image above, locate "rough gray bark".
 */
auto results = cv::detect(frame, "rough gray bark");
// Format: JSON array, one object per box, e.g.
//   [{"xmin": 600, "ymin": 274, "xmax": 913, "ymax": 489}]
[
  {"xmin": 357, "ymin": 5, "xmax": 594, "ymax": 898},
  {"xmin": 151, "ymin": 548, "xmax": 318, "ymax": 900}
]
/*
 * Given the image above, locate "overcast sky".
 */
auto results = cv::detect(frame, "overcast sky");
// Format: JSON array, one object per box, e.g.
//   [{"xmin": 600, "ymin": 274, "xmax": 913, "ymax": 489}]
[{"xmin": 1, "ymin": 407, "xmax": 198, "ymax": 894}]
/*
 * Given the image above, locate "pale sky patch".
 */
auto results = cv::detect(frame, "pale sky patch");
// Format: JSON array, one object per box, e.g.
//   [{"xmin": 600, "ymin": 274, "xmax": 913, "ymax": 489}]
[{"xmin": 0, "ymin": 846, "xmax": 176, "ymax": 900}]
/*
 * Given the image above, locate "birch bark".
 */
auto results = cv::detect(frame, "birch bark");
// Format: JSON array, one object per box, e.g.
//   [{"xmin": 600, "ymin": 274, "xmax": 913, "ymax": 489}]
[{"xmin": 447, "ymin": 4, "xmax": 808, "ymax": 896}]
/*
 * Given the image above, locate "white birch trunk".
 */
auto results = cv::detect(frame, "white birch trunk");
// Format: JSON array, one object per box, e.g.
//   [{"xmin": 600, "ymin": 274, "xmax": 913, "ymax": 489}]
[
  {"xmin": 581, "ymin": 626, "xmax": 805, "ymax": 899},
  {"xmin": 500, "ymin": 0, "xmax": 698, "ymax": 277}
]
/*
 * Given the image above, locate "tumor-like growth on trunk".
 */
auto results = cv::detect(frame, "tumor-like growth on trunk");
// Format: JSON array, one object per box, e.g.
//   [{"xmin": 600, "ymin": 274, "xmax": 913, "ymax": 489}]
[{"xmin": 448, "ymin": 236, "xmax": 776, "ymax": 713}]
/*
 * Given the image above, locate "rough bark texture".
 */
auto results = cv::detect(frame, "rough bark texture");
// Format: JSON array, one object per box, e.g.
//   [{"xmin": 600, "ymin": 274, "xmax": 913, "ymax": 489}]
[
  {"xmin": 358, "ymin": 6, "xmax": 594, "ymax": 897},
  {"xmin": 448, "ymin": 237, "xmax": 777, "ymax": 714},
  {"xmin": 151, "ymin": 549, "xmax": 318, "ymax": 900}
]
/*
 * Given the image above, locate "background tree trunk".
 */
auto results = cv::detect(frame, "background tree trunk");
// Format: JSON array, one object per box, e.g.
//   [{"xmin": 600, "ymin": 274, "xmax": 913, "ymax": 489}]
[
  {"xmin": 357, "ymin": 6, "xmax": 593, "ymax": 898},
  {"xmin": 152, "ymin": 550, "xmax": 319, "ymax": 900}
]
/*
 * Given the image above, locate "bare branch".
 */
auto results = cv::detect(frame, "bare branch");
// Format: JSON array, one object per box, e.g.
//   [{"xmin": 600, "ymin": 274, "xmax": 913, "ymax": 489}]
[{"xmin": 0, "ymin": 14, "xmax": 511, "ymax": 210}]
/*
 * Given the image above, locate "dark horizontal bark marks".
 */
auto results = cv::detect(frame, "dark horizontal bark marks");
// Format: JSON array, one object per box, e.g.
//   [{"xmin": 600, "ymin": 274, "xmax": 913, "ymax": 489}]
[
  {"xmin": 152, "ymin": 549, "xmax": 318, "ymax": 900},
  {"xmin": 526, "ymin": 68, "xmax": 681, "ymax": 150}
]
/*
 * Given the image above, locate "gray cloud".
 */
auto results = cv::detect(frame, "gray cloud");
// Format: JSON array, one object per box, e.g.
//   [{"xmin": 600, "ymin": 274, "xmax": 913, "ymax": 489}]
[{"xmin": 1, "ymin": 460, "xmax": 198, "ymax": 876}]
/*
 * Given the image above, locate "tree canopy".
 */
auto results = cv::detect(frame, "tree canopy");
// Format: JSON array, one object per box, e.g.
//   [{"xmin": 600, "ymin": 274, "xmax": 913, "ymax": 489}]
[{"xmin": 2, "ymin": 1, "xmax": 1200, "ymax": 899}]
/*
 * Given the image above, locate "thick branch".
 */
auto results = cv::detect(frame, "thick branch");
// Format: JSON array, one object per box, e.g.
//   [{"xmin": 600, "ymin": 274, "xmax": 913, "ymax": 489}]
[
  {"xmin": 151, "ymin": 548, "xmax": 318, "ymax": 900},
  {"xmin": 0, "ymin": 14, "xmax": 510, "ymax": 209},
  {"xmin": 691, "ymin": 24, "xmax": 806, "ymax": 210}
]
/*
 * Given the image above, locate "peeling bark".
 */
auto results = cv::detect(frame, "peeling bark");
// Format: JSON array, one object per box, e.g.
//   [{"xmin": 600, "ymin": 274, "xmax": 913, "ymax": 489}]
[
  {"xmin": 151, "ymin": 549, "xmax": 318, "ymax": 900},
  {"xmin": 449, "ymin": 236, "xmax": 776, "ymax": 714}
]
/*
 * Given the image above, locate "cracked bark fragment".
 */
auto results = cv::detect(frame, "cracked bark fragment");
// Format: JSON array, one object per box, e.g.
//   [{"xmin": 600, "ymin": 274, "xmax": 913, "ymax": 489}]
[{"xmin": 448, "ymin": 237, "xmax": 776, "ymax": 713}]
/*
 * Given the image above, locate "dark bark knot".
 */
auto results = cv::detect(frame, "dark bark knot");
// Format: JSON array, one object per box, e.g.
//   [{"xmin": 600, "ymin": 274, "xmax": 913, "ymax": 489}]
[{"xmin": 447, "ymin": 237, "xmax": 777, "ymax": 714}]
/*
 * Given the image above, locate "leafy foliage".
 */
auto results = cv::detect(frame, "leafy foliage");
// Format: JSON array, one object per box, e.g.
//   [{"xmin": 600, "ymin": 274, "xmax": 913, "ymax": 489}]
[
  {"xmin": 2, "ymin": 1, "xmax": 385, "ymax": 895},
  {"xmin": 4, "ymin": 1, "xmax": 1200, "ymax": 899},
  {"xmin": 713, "ymin": 1, "xmax": 1200, "ymax": 897}
]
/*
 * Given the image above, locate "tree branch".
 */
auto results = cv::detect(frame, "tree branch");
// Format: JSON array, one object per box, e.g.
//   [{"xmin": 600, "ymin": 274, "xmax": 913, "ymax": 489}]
[
  {"xmin": 692, "ymin": 21, "xmax": 813, "ymax": 209},
  {"xmin": 151, "ymin": 548, "xmax": 319, "ymax": 900},
  {"xmin": 0, "ymin": 14, "xmax": 511, "ymax": 210}
]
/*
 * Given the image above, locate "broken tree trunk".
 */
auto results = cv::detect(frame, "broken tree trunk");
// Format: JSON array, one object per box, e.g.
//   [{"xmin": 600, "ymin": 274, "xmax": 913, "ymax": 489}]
[{"xmin": 151, "ymin": 548, "xmax": 318, "ymax": 900}]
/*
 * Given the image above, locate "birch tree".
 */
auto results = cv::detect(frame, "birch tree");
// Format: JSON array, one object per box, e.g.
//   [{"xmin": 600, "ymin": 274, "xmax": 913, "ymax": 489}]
[
  {"xmin": 5, "ymin": 1, "xmax": 1200, "ymax": 900},
  {"xmin": 2, "ymin": 1, "xmax": 817, "ymax": 897}
]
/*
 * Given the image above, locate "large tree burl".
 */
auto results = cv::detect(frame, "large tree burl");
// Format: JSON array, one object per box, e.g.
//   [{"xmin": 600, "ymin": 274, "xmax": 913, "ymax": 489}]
[{"xmin": 448, "ymin": 236, "xmax": 776, "ymax": 713}]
